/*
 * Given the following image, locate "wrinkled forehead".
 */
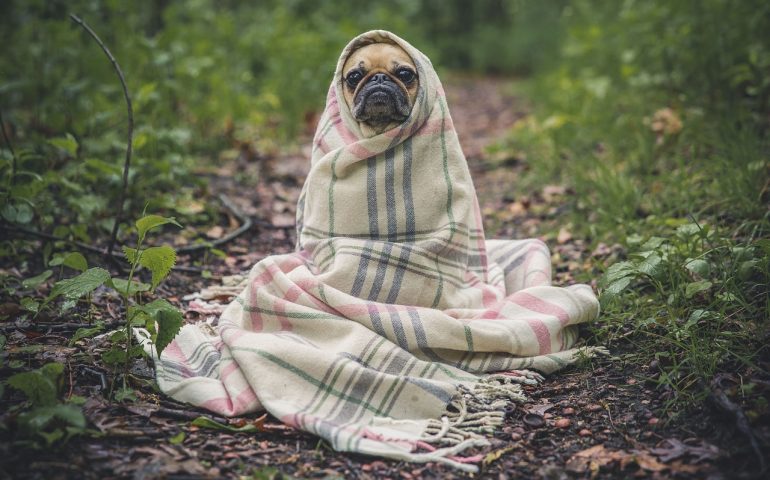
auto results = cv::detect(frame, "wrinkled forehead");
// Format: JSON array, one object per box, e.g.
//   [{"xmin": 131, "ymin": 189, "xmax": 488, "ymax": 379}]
[{"xmin": 342, "ymin": 43, "xmax": 415, "ymax": 75}]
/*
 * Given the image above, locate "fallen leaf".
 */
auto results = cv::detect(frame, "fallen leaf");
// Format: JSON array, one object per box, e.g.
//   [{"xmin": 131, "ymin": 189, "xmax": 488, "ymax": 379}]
[
  {"xmin": 557, "ymin": 227, "xmax": 573, "ymax": 244},
  {"xmin": 482, "ymin": 446, "xmax": 515, "ymax": 467},
  {"xmin": 554, "ymin": 418, "xmax": 571, "ymax": 428},
  {"xmin": 650, "ymin": 438, "xmax": 721, "ymax": 463},
  {"xmin": 567, "ymin": 444, "xmax": 669, "ymax": 475},
  {"xmin": 526, "ymin": 402, "xmax": 554, "ymax": 416},
  {"xmin": 206, "ymin": 225, "xmax": 225, "ymax": 239}
]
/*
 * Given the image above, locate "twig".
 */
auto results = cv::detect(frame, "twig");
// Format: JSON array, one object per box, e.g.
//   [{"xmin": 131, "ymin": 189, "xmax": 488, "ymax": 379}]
[
  {"xmin": 709, "ymin": 378, "xmax": 766, "ymax": 472},
  {"xmin": 3, "ymin": 225, "xmax": 194, "ymax": 273},
  {"xmin": 0, "ymin": 109, "xmax": 17, "ymax": 183},
  {"xmin": 81, "ymin": 366, "xmax": 108, "ymax": 391},
  {"xmin": 177, "ymin": 194, "xmax": 254, "ymax": 253},
  {"xmin": 69, "ymin": 14, "xmax": 134, "ymax": 261}
]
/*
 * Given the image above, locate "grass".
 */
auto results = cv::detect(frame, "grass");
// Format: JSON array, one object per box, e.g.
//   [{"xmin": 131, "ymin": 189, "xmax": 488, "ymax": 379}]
[{"xmin": 490, "ymin": 74, "xmax": 770, "ymax": 417}]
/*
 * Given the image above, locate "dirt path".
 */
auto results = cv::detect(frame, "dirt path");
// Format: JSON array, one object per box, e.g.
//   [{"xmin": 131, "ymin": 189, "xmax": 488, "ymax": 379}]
[{"xmin": 1, "ymin": 78, "xmax": 746, "ymax": 479}]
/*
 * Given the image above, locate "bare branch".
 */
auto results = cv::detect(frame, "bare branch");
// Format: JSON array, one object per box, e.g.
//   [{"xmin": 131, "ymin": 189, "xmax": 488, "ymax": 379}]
[
  {"xmin": 177, "ymin": 194, "xmax": 255, "ymax": 254},
  {"xmin": 0, "ymin": 109, "xmax": 17, "ymax": 183},
  {"xmin": 69, "ymin": 14, "xmax": 134, "ymax": 260}
]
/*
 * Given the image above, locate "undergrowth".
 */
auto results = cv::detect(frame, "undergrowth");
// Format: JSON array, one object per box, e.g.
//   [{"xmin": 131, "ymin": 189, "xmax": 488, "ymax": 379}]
[{"xmin": 491, "ymin": 0, "xmax": 770, "ymax": 415}]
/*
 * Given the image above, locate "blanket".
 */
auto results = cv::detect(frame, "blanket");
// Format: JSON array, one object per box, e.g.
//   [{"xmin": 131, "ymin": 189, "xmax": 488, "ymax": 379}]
[{"xmin": 149, "ymin": 30, "xmax": 600, "ymax": 471}]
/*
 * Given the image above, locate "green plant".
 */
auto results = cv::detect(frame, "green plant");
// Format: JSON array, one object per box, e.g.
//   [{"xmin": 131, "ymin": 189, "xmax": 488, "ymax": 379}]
[
  {"xmin": 44, "ymin": 214, "xmax": 184, "ymax": 393},
  {"xmin": 597, "ymin": 221, "xmax": 769, "ymax": 411},
  {"xmin": 3, "ymin": 362, "xmax": 86, "ymax": 447}
]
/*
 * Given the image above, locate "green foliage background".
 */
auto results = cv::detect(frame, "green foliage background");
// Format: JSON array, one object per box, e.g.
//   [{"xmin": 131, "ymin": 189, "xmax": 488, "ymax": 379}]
[{"xmin": 0, "ymin": 0, "xmax": 768, "ymax": 427}]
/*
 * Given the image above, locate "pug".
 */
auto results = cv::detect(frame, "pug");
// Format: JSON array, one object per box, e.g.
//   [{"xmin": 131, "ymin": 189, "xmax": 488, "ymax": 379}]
[{"xmin": 342, "ymin": 42, "xmax": 419, "ymax": 135}]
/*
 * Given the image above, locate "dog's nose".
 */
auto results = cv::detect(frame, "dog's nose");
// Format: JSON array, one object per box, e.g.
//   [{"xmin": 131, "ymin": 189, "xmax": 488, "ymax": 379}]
[{"xmin": 369, "ymin": 73, "xmax": 391, "ymax": 85}]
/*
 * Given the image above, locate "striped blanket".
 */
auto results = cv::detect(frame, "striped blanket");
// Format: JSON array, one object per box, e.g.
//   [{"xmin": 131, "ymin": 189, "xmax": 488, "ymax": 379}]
[{"xmin": 149, "ymin": 31, "xmax": 600, "ymax": 471}]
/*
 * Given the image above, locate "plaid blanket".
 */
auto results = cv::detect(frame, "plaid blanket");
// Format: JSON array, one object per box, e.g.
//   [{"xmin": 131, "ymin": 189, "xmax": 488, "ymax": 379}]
[{"xmin": 149, "ymin": 31, "xmax": 600, "ymax": 471}]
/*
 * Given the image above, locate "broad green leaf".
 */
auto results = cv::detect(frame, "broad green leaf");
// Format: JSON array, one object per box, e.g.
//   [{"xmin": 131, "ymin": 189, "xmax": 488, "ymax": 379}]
[
  {"xmin": 38, "ymin": 429, "xmax": 65, "ymax": 446},
  {"xmin": 20, "ymin": 297, "xmax": 40, "ymax": 314},
  {"xmin": 601, "ymin": 276, "xmax": 633, "ymax": 297},
  {"xmin": 22, "ymin": 270, "xmax": 52, "ymax": 289},
  {"xmin": 599, "ymin": 261, "xmax": 634, "ymax": 288},
  {"xmin": 48, "ymin": 133, "xmax": 78, "ymax": 157},
  {"xmin": 191, "ymin": 416, "xmax": 264, "ymax": 433},
  {"xmin": 140, "ymin": 246, "xmax": 177, "ymax": 290},
  {"xmin": 0, "ymin": 203, "xmax": 17, "ymax": 223},
  {"xmin": 69, "ymin": 322, "xmax": 105, "ymax": 346},
  {"xmin": 685, "ymin": 258, "xmax": 711, "ymax": 278},
  {"xmin": 2, "ymin": 202, "xmax": 34, "ymax": 224},
  {"xmin": 122, "ymin": 246, "xmax": 139, "ymax": 265},
  {"xmin": 114, "ymin": 387, "xmax": 138, "ymax": 403},
  {"xmin": 8, "ymin": 363, "xmax": 64, "ymax": 407},
  {"xmin": 141, "ymin": 298, "xmax": 183, "ymax": 356},
  {"xmin": 135, "ymin": 215, "xmax": 182, "ymax": 243},
  {"xmin": 637, "ymin": 253, "xmax": 663, "ymax": 278},
  {"xmin": 685, "ymin": 280, "xmax": 712, "ymax": 299},
  {"xmin": 51, "ymin": 403, "xmax": 86, "ymax": 428},
  {"xmin": 738, "ymin": 259, "xmax": 760, "ymax": 280},
  {"xmin": 755, "ymin": 239, "xmax": 770, "ymax": 256},
  {"xmin": 18, "ymin": 407, "xmax": 56, "ymax": 432},
  {"xmin": 101, "ymin": 345, "xmax": 128, "ymax": 366},
  {"xmin": 50, "ymin": 252, "xmax": 88, "ymax": 272},
  {"xmin": 40, "ymin": 362, "xmax": 65, "ymax": 381},
  {"xmin": 49, "ymin": 268, "xmax": 110, "ymax": 301},
  {"xmin": 641, "ymin": 236, "xmax": 666, "ymax": 251},
  {"xmin": 108, "ymin": 278, "xmax": 151, "ymax": 296},
  {"xmin": 169, "ymin": 431, "xmax": 186, "ymax": 444}
]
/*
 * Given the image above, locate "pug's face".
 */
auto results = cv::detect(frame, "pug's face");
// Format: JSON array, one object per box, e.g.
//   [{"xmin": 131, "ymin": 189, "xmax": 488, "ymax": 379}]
[{"xmin": 342, "ymin": 43, "xmax": 418, "ymax": 134}]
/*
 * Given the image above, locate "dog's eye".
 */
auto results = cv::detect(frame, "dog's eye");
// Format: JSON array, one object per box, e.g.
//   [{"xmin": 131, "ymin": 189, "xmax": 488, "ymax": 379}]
[
  {"xmin": 396, "ymin": 68, "xmax": 415, "ymax": 84},
  {"xmin": 346, "ymin": 71, "xmax": 363, "ymax": 87}
]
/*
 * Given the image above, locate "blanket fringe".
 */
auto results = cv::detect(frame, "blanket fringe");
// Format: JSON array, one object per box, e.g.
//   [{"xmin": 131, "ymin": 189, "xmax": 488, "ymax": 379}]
[{"xmin": 416, "ymin": 369, "xmax": 544, "ymax": 472}]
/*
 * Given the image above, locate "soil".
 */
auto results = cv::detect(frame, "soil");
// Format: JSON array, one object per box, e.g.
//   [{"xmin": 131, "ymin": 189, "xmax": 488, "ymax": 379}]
[{"xmin": 1, "ymin": 76, "xmax": 767, "ymax": 479}]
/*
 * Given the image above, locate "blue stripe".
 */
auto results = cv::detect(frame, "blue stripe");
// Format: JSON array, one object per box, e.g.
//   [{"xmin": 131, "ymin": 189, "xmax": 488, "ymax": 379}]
[
  {"xmin": 402, "ymin": 138, "xmax": 416, "ymax": 242},
  {"xmin": 367, "ymin": 156, "xmax": 378, "ymax": 236},
  {"xmin": 384, "ymin": 147, "xmax": 397, "ymax": 241}
]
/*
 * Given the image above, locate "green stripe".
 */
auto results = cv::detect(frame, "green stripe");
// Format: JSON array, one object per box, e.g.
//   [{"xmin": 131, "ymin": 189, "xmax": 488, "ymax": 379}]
[
  {"xmin": 438, "ymin": 99, "xmax": 456, "ymax": 240},
  {"xmin": 328, "ymin": 150, "xmax": 343, "ymax": 239},
  {"xmin": 235, "ymin": 297, "xmax": 340, "ymax": 320},
  {"xmin": 545, "ymin": 354, "xmax": 569, "ymax": 368},
  {"xmin": 301, "ymin": 223, "xmax": 483, "ymax": 239},
  {"xmin": 310, "ymin": 359, "xmax": 351, "ymax": 415},
  {"xmin": 232, "ymin": 347, "xmax": 385, "ymax": 416},
  {"xmin": 315, "ymin": 242, "xmax": 471, "ymax": 285},
  {"xmin": 363, "ymin": 337, "xmax": 388, "ymax": 365},
  {"xmin": 464, "ymin": 325, "xmax": 474, "ymax": 353}
]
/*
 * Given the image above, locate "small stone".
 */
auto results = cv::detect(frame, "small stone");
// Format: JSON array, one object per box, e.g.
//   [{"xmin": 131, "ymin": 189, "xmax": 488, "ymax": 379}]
[
  {"xmin": 578, "ymin": 429, "xmax": 592, "ymax": 437},
  {"xmin": 554, "ymin": 418, "xmax": 571, "ymax": 428},
  {"xmin": 511, "ymin": 432, "xmax": 522, "ymax": 441},
  {"xmin": 628, "ymin": 378, "xmax": 637, "ymax": 385},
  {"xmin": 587, "ymin": 404, "xmax": 602, "ymax": 412},
  {"xmin": 648, "ymin": 417, "xmax": 660, "ymax": 425},
  {"xmin": 562, "ymin": 407, "xmax": 575, "ymax": 416}
]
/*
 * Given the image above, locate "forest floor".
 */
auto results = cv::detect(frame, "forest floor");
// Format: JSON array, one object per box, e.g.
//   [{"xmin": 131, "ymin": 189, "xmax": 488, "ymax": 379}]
[{"xmin": 1, "ymin": 76, "xmax": 766, "ymax": 479}]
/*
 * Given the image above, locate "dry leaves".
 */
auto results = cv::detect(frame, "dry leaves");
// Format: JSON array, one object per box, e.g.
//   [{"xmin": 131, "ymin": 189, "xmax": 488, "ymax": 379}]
[{"xmin": 566, "ymin": 444, "xmax": 667, "ymax": 477}]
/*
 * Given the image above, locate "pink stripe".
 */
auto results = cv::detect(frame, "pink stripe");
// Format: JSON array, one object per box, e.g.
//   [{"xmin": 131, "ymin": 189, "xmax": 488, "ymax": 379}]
[
  {"xmin": 526, "ymin": 318, "xmax": 552, "ymax": 354},
  {"xmin": 220, "ymin": 360, "xmax": 240, "ymax": 381},
  {"xmin": 519, "ymin": 243, "xmax": 550, "ymax": 288},
  {"xmin": 414, "ymin": 117, "xmax": 451, "ymax": 136},
  {"xmin": 471, "ymin": 201, "xmax": 489, "ymax": 278},
  {"xmin": 201, "ymin": 386, "xmax": 258, "ymax": 416},
  {"xmin": 511, "ymin": 292, "xmax": 570, "ymax": 325}
]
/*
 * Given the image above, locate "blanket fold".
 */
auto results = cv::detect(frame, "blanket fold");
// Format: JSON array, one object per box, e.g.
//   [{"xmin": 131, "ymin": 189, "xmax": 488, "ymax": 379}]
[{"xmin": 148, "ymin": 30, "xmax": 600, "ymax": 472}]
